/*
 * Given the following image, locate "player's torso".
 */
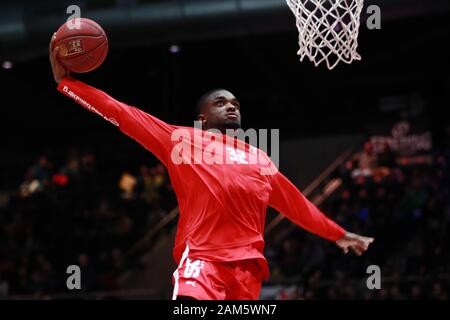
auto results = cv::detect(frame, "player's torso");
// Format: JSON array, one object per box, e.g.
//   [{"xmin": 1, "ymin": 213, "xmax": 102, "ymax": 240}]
[{"xmin": 166, "ymin": 127, "xmax": 277, "ymax": 248}]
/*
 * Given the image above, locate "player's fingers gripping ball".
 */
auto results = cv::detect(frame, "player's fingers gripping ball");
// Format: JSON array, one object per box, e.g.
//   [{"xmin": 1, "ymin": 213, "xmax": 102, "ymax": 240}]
[{"xmin": 52, "ymin": 18, "xmax": 108, "ymax": 73}]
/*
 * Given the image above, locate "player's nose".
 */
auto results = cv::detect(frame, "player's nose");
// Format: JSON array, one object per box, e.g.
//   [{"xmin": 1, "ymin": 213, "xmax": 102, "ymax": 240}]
[{"xmin": 225, "ymin": 103, "xmax": 237, "ymax": 113}]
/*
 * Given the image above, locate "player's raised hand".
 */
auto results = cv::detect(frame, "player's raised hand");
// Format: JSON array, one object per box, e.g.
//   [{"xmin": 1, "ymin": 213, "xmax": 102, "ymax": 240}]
[
  {"xmin": 336, "ymin": 232, "xmax": 374, "ymax": 256},
  {"xmin": 49, "ymin": 32, "xmax": 70, "ymax": 84}
]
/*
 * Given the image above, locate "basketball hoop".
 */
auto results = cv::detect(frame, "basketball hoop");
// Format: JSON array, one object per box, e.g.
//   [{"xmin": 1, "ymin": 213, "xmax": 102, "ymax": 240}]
[{"xmin": 286, "ymin": 0, "xmax": 365, "ymax": 70}]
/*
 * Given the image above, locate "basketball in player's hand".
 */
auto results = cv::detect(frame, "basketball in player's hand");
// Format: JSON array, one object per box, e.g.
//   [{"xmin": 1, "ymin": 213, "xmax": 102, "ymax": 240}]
[{"xmin": 52, "ymin": 18, "xmax": 108, "ymax": 73}]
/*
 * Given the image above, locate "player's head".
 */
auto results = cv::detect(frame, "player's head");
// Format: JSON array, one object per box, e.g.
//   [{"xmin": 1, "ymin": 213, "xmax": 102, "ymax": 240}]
[{"xmin": 196, "ymin": 89, "xmax": 241, "ymax": 133}]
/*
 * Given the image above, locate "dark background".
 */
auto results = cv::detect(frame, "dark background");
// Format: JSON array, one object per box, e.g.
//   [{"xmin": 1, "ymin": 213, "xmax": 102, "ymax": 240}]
[
  {"xmin": 1, "ymin": 0, "xmax": 449, "ymax": 189},
  {"xmin": 0, "ymin": 0, "xmax": 449, "ymax": 300}
]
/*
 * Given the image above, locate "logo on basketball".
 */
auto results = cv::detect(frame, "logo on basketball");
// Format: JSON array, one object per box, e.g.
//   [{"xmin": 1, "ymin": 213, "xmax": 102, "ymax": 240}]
[{"xmin": 64, "ymin": 39, "xmax": 84, "ymax": 56}]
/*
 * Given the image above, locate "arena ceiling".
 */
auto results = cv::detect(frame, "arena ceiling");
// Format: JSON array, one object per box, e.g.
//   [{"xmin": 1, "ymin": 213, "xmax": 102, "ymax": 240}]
[{"xmin": 1, "ymin": 0, "xmax": 450, "ymax": 61}]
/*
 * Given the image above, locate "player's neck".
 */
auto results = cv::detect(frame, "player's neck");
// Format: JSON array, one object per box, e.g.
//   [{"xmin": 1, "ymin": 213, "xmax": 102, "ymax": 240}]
[
  {"xmin": 206, "ymin": 127, "xmax": 240, "ymax": 136},
  {"xmin": 206, "ymin": 123, "xmax": 241, "ymax": 134}
]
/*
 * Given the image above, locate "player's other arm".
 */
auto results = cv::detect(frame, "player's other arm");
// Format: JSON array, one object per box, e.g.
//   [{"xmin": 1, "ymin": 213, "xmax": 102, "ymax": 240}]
[
  {"xmin": 268, "ymin": 172, "xmax": 374, "ymax": 256},
  {"xmin": 49, "ymin": 33, "xmax": 174, "ymax": 165}
]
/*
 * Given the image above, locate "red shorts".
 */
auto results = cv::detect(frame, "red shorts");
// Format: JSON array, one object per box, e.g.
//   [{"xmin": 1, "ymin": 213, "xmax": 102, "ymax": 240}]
[{"xmin": 172, "ymin": 246, "xmax": 264, "ymax": 300}]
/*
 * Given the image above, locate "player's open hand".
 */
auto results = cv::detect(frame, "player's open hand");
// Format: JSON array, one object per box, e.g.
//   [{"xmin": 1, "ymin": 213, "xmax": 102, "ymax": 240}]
[
  {"xmin": 335, "ymin": 232, "xmax": 374, "ymax": 256},
  {"xmin": 49, "ymin": 32, "xmax": 70, "ymax": 84}
]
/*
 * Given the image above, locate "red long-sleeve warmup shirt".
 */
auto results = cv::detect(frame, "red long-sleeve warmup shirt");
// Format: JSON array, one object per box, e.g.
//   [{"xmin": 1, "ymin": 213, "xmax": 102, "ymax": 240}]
[{"xmin": 58, "ymin": 77, "xmax": 346, "ymax": 279}]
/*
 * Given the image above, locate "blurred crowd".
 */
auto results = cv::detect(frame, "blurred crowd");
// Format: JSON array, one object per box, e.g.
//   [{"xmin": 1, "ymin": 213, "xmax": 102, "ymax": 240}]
[
  {"xmin": 0, "ymin": 148, "xmax": 175, "ymax": 298},
  {"xmin": 262, "ymin": 142, "xmax": 450, "ymax": 300},
  {"xmin": 1, "ymin": 137, "xmax": 449, "ymax": 300}
]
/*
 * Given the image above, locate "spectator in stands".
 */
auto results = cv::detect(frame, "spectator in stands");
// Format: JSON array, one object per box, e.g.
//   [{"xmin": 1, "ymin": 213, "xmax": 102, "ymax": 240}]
[
  {"xmin": 377, "ymin": 142, "xmax": 396, "ymax": 168},
  {"xmin": 358, "ymin": 142, "xmax": 377, "ymax": 171},
  {"xmin": 19, "ymin": 156, "xmax": 54, "ymax": 197},
  {"xmin": 28, "ymin": 156, "xmax": 53, "ymax": 185},
  {"xmin": 78, "ymin": 253, "xmax": 98, "ymax": 292}
]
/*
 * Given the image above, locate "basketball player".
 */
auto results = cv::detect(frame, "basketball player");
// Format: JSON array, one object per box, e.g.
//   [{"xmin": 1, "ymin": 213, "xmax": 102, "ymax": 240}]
[{"xmin": 50, "ymin": 35, "xmax": 374, "ymax": 300}]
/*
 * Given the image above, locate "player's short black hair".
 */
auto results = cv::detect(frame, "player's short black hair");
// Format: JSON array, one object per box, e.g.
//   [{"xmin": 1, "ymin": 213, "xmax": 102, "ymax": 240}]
[{"xmin": 196, "ymin": 88, "xmax": 228, "ymax": 116}]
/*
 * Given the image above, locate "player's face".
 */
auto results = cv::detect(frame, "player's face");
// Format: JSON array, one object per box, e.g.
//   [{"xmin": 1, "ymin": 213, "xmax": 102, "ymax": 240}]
[{"xmin": 200, "ymin": 90, "xmax": 241, "ymax": 132}]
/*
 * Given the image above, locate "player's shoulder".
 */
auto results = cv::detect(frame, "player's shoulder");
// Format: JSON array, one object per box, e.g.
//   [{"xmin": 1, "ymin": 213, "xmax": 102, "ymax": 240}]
[{"xmin": 248, "ymin": 145, "xmax": 279, "ymax": 177}]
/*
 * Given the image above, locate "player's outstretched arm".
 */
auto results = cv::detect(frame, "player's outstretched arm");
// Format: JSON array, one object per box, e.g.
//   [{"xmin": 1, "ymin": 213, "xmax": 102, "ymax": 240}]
[
  {"xmin": 49, "ymin": 33, "xmax": 175, "ymax": 166},
  {"xmin": 268, "ymin": 172, "xmax": 374, "ymax": 256}
]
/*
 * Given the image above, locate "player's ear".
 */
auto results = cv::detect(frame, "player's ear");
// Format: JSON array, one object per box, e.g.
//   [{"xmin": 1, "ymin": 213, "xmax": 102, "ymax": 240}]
[
  {"xmin": 197, "ymin": 114, "xmax": 207, "ymax": 129},
  {"xmin": 197, "ymin": 113, "xmax": 206, "ymax": 122}
]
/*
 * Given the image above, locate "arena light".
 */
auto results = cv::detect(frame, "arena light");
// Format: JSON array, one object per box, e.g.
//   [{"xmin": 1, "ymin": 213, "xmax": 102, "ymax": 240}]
[
  {"xmin": 2, "ymin": 60, "xmax": 13, "ymax": 69},
  {"xmin": 169, "ymin": 45, "xmax": 181, "ymax": 54}
]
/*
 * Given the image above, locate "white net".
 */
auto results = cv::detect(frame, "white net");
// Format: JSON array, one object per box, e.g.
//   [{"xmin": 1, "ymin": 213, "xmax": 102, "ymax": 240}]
[{"xmin": 286, "ymin": 0, "xmax": 365, "ymax": 70}]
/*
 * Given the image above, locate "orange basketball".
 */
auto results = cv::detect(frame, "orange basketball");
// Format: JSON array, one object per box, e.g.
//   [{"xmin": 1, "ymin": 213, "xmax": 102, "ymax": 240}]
[{"xmin": 53, "ymin": 18, "xmax": 108, "ymax": 73}]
